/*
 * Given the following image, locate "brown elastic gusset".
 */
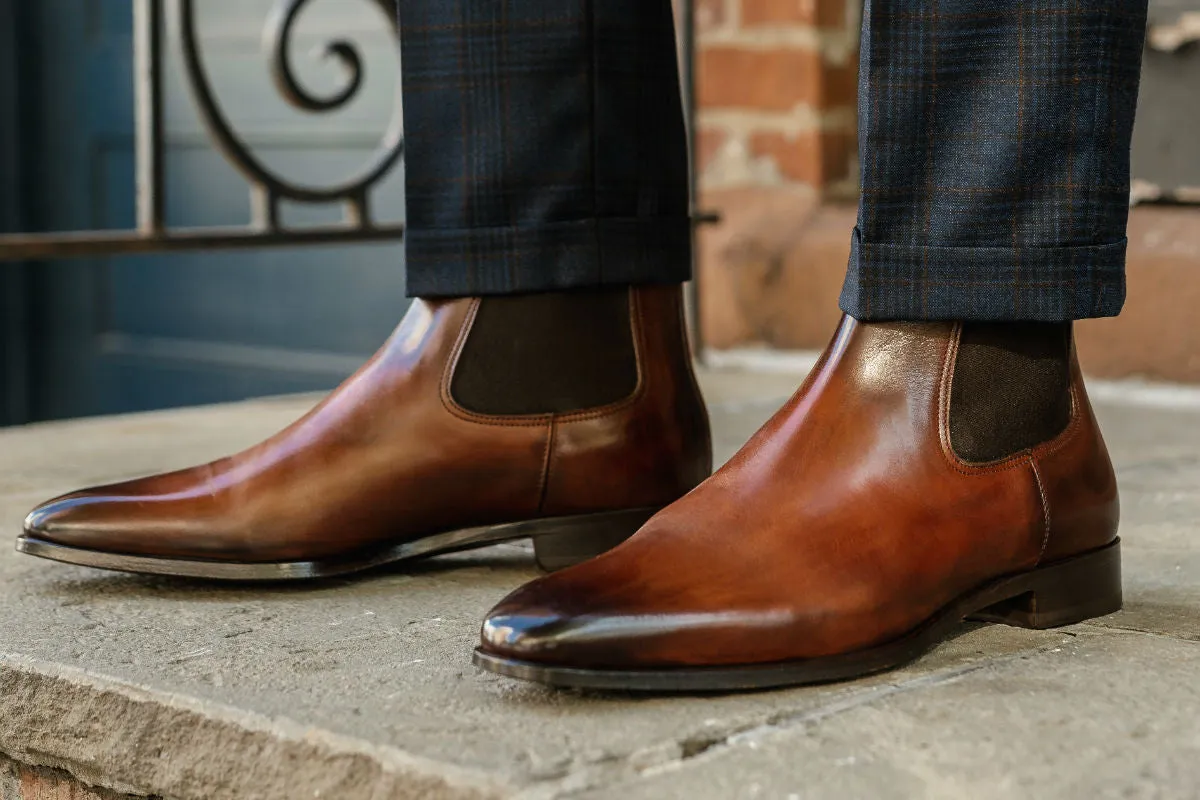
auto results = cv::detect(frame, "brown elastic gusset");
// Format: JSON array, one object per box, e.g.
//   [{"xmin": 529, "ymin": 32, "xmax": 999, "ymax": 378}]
[
  {"xmin": 449, "ymin": 288, "xmax": 639, "ymax": 416},
  {"xmin": 949, "ymin": 321, "xmax": 1073, "ymax": 464}
]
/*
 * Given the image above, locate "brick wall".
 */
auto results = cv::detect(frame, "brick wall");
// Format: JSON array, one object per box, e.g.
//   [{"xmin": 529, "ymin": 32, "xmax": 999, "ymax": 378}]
[
  {"xmin": 0, "ymin": 757, "xmax": 133, "ymax": 800},
  {"xmin": 694, "ymin": 0, "xmax": 860, "ymax": 196},
  {"xmin": 690, "ymin": 0, "xmax": 863, "ymax": 349}
]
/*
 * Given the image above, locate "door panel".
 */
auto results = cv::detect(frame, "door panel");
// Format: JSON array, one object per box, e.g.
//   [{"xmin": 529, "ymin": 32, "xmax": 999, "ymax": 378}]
[
  {"xmin": 0, "ymin": 0, "xmax": 30, "ymax": 425},
  {"xmin": 26, "ymin": 0, "xmax": 408, "ymax": 422}
]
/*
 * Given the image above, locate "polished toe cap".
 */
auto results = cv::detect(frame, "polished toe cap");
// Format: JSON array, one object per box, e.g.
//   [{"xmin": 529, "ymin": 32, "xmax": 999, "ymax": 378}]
[
  {"xmin": 479, "ymin": 574, "xmax": 801, "ymax": 670},
  {"xmin": 22, "ymin": 488, "xmax": 161, "ymax": 553},
  {"xmin": 478, "ymin": 576, "xmax": 650, "ymax": 667},
  {"xmin": 23, "ymin": 502, "xmax": 57, "ymax": 537},
  {"xmin": 24, "ymin": 492, "xmax": 106, "ymax": 540},
  {"xmin": 481, "ymin": 606, "xmax": 723, "ymax": 666},
  {"xmin": 20, "ymin": 474, "xmax": 229, "ymax": 558},
  {"xmin": 480, "ymin": 610, "xmax": 574, "ymax": 659}
]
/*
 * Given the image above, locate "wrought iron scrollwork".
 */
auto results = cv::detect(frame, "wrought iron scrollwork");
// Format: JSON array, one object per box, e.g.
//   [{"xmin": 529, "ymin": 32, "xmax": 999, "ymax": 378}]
[
  {"xmin": 0, "ymin": 0, "xmax": 407, "ymax": 259},
  {"xmin": 180, "ymin": 0, "xmax": 404, "ymax": 228},
  {"xmin": 268, "ymin": 0, "xmax": 365, "ymax": 112}
]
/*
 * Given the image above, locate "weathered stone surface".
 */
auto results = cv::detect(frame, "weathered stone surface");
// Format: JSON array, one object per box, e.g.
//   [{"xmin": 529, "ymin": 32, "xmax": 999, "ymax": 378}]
[
  {"xmin": 576, "ymin": 631, "xmax": 1200, "ymax": 800},
  {"xmin": 0, "ymin": 658, "xmax": 506, "ymax": 800},
  {"xmin": 0, "ymin": 369, "xmax": 1196, "ymax": 799},
  {"xmin": 0, "ymin": 759, "xmax": 19, "ymax": 800}
]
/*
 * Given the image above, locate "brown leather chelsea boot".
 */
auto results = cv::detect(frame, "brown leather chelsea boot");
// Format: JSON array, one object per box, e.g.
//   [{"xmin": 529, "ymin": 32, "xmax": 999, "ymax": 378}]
[
  {"xmin": 18, "ymin": 285, "xmax": 711, "ymax": 580},
  {"xmin": 475, "ymin": 315, "xmax": 1121, "ymax": 691}
]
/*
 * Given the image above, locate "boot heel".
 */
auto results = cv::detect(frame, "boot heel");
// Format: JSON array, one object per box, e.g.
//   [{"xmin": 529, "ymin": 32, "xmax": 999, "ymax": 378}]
[
  {"xmin": 531, "ymin": 508, "xmax": 658, "ymax": 572},
  {"xmin": 969, "ymin": 539, "xmax": 1123, "ymax": 629}
]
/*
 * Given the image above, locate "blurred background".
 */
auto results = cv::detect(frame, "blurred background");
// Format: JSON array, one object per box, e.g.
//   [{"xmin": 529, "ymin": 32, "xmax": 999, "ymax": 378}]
[{"xmin": 1, "ymin": 0, "xmax": 1198, "ymax": 428}]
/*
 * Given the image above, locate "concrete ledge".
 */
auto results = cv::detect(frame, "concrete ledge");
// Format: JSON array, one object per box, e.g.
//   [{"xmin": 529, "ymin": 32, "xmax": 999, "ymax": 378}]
[
  {"xmin": 0, "ymin": 656, "xmax": 505, "ymax": 800},
  {"xmin": 1, "ymin": 371, "xmax": 1198, "ymax": 799}
]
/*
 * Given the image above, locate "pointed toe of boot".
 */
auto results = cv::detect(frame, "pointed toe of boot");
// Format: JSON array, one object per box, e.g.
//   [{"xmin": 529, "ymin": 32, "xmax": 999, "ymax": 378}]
[
  {"xmin": 19, "ymin": 485, "xmax": 158, "ymax": 569},
  {"xmin": 475, "ymin": 570, "xmax": 808, "ymax": 691},
  {"xmin": 479, "ymin": 576, "xmax": 586, "ymax": 664},
  {"xmin": 23, "ymin": 498, "xmax": 60, "ymax": 539},
  {"xmin": 20, "ymin": 476, "xmax": 188, "ymax": 554},
  {"xmin": 480, "ymin": 607, "xmax": 571, "ymax": 661},
  {"xmin": 24, "ymin": 489, "xmax": 116, "ymax": 547},
  {"xmin": 478, "ymin": 571, "xmax": 633, "ymax": 659},
  {"xmin": 477, "ymin": 557, "xmax": 758, "ymax": 673},
  {"xmin": 479, "ymin": 604, "xmax": 689, "ymax": 668},
  {"xmin": 17, "ymin": 470, "xmax": 239, "ymax": 566}
]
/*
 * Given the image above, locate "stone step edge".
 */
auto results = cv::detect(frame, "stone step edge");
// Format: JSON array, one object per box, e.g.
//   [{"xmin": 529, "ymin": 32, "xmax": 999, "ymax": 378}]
[{"xmin": 0, "ymin": 654, "xmax": 508, "ymax": 800}]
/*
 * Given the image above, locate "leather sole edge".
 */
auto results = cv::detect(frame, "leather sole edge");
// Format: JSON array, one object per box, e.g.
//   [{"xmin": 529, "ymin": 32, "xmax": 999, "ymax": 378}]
[{"xmin": 14, "ymin": 507, "xmax": 658, "ymax": 581}]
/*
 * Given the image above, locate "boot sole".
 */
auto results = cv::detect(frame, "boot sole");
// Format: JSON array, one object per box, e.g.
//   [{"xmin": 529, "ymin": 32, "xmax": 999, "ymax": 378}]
[
  {"xmin": 473, "ymin": 538, "xmax": 1122, "ymax": 692},
  {"xmin": 14, "ymin": 507, "xmax": 657, "ymax": 581}
]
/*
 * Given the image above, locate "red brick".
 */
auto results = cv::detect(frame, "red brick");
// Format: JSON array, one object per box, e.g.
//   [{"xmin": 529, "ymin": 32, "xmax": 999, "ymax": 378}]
[
  {"xmin": 699, "ymin": 46, "xmax": 825, "ymax": 110},
  {"xmin": 695, "ymin": 0, "xmax": 729, "ymax": 31},
  {"xmin": 749, "ymin": 128, "xmax": 856, "ymax": 186},
  {"xmin": 695, "ymin": 187, "xmax": 823, "ymax": 348},
  {"xmin": 1078, "ymin": 206, "xmax": 1200, "ymax": 382},
  {"xmin": 695, "ymin": 126, "xmax": 730, "ymax": 176},
  {"xmin": 698, "ymin": 45, "xmax": 858, "ymax": 111},
  {"xmin": 19, "ymin": 767, "xmax": 112, "ymax": 800},
  {"xmin": 695, "ymin": 188, "xmax": 851, "ymax": 349},
  {"xmin": 741, "ymin": 0, "xmax": 847, "ymax": 28},
  {"xmin": 825, "ymin": 59, "xmax": 860, "ymax": 107}
]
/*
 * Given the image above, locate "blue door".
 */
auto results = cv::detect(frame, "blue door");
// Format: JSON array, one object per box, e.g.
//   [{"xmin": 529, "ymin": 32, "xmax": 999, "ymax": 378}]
[{"xmin": 14, "ymin": 0, "xmax": 409, "ymax": 422}]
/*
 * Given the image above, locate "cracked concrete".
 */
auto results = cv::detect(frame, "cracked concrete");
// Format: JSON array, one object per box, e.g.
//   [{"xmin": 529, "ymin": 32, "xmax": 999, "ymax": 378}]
[{"xmin": 0, "ymin": 366, "xmax": 1197, "ymax": 799}]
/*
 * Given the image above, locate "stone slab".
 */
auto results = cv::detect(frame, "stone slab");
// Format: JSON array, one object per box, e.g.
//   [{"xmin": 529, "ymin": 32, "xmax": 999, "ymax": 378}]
[
  {"xmin": 0, "ymin": 369, "xmax": 1196, "ymax": 799},
  {"xmin": 579, "ymin": 630, "xmax": 1200, "ymax": 800}
]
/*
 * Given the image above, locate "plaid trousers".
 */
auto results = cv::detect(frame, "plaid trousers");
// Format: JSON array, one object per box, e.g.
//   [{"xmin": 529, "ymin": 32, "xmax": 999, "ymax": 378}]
[
  {"xmin": 842, "ymin": 0, "xmax": 1148, "ymax": 321},
  {"xmin": 398, "ymin": 0, "xmax": 691, "ymax": 297},
  {"xmin": 400, "ymin": 0, "xmax": 1147, "ymax": 322}
]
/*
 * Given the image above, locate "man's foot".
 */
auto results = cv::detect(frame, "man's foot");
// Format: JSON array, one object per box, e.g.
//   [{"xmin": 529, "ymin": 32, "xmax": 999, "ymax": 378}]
[
  {"xmin": 18, "ymin": 286, "xmax": 710, "ymax": 580},
  {"xmin": 474, "ymin": 315, "xmax": 1121, "ymax": 691}
]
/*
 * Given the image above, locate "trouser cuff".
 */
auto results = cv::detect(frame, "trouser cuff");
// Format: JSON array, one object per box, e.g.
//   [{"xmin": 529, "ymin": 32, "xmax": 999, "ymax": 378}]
[
  {"xmin": 839, "ymin": 228, "xmax": 1127, "ymax": 322},
  {"xmin": 405, "ymin": 217, "xmax": 692, "ymax": 297}
]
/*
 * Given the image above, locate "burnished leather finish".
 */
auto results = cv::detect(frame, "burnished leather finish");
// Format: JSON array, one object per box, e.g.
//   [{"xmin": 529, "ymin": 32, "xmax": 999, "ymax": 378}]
[
  {"xmin": 20, "ymin": 286, "xmax": 710, "ymax": 574},
  {"xmin": 478, "ymin": 316, "xmax": 1120, "ymax": 681}
]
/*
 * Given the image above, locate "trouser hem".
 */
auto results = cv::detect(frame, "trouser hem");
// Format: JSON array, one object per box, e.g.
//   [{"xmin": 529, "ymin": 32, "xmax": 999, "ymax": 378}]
[
  {"xmin": 839, "ymin": 228, "xmax": 1127, "ymax": 321},
  {"xmin": 405, "ymin": 217, "xmax": 692, "ymax": 297}
]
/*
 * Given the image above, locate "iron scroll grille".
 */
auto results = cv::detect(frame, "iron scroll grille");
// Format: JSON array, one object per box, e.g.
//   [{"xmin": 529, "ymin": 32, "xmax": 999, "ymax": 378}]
[{"xmin": 0, "ymin": 0, "xmax": 407, "ymax": 260}]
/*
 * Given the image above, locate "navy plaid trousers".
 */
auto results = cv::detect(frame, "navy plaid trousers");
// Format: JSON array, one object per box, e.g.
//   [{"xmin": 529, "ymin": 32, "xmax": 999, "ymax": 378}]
[
  {"xmin": 399, "ymin": 1, "xmax": 1147, "ymax": 322},
  {"xmin": 398, "ymin": 0, "xmax": 691, "ymax": 297},
  {"xmin": 842, "ymin": 0, "xmax": 1148, "ymax": 321}
]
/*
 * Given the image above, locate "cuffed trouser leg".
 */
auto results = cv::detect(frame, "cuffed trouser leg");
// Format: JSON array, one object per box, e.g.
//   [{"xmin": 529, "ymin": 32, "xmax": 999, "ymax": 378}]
[
  {"xmin": 398, "ymin": 0, "xmax": 691, "ymax": 297},
  {"xmin": 841, "ymin": 1, "xmax": 1148, "ymax": 322}
]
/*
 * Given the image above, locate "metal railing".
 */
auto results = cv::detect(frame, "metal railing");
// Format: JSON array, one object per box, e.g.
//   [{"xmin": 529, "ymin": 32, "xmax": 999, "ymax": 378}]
[{"xmin": 0, "ymin": 0, "xmax": 406, "ymax": 261}]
